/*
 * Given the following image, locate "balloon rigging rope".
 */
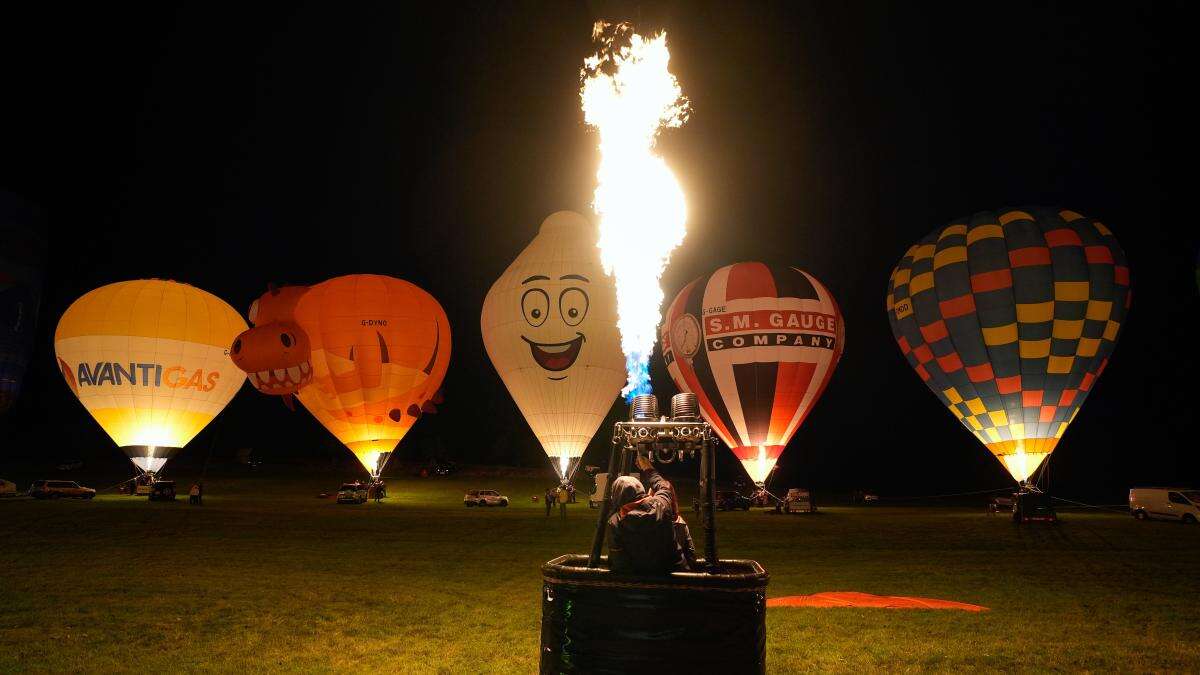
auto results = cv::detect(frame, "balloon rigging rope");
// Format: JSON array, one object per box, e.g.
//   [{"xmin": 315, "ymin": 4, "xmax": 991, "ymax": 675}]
[{"xmin": 875, "ymin": 487, "xmax": 1014, "ymax": 502}]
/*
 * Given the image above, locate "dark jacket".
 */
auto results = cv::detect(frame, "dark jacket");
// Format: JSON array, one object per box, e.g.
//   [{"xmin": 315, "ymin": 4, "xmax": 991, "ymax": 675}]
[{"xmin": 607, "ymin": 470, "xmax": 689, "ymax": 575}]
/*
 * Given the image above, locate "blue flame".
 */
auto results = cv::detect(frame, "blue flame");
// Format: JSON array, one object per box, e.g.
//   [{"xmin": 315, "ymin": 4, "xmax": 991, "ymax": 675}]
[{"xmin": 622, "ymin": 351, "xmax": 652, "ymax": 402}]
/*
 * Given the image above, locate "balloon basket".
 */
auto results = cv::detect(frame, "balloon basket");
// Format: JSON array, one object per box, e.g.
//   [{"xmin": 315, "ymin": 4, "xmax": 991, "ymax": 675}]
[
  {"xmin": 545, "ymin": 392, "xmax": 769, "ymax": 672},
  {"xmin": 540, "ymin": 554, "xmax": 768, "ymax": 674}
]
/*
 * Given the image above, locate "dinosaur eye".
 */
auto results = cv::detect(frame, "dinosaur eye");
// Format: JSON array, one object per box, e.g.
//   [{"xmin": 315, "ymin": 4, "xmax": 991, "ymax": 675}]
[
  {"xmin": 280, "ymin": 333, "xmax": 293, "ymax": 347},
  {"xmin": 521, "ymin": 289, "xmax": 549, "ymax": 327}
]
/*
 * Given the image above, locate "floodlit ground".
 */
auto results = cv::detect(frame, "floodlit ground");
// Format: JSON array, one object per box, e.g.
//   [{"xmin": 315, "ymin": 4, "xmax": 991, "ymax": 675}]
[{"xmin": 1, "ymin": 472, "xmax": 1198, "ymax": 672}]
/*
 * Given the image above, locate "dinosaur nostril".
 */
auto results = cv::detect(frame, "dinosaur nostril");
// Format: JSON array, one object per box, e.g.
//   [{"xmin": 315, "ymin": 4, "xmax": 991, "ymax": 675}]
[
  {"xmin": 280, "ymin": 333, "xmax": 293, "ymax": 348},
  {"xmin": 232, "ymin": 338, "xmax": 242, "ymax": 355}
]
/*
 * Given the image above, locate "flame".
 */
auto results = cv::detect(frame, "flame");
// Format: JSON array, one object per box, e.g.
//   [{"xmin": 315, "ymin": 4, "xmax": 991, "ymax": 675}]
[
  {"xmin": 739, "ymin": 446, "xmax": 773, "ymax": 485},
  {"xmin": 1000, "ymin": 439, "xmax": 1049, "ymax": 483},
  {"xmin": 582, "ymin": 21, "xmax": 690, "ymax": 399}
]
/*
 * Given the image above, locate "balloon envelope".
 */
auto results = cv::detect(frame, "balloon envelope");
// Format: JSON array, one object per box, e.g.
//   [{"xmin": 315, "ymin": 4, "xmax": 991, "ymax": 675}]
[
  {"xmin": 662, "ymin": 262, "xmax": 845, "ymax": 484},
  {"xmin": 0, "ymin": 192, "xmax": 46, "ymax": 414},
  {"xmin": 481, "ymin": 211, "xmax": 624, "ymax": 481},
  {"xmin": 232, "ymin": 275, "xmax": 450, "ymax": 477},
  {"xmin": 54, "ymin": 280, "xmax": 248, "ymax": 472},
  {"xmin": 886, "ymin": 208, "xmax": 1130, "ymax": 483}
]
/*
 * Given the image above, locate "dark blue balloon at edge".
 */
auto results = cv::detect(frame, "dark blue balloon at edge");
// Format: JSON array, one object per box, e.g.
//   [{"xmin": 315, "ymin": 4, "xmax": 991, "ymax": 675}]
[{"xmin": 0, "ymin": 191, "xmax": 47, "ymax": 415}]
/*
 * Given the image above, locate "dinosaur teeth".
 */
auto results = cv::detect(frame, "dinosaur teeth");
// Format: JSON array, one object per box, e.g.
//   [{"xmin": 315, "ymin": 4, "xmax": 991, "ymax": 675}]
[{"xmin": 287, "ymin": 366, "xmax": 302, "ymax": 382}]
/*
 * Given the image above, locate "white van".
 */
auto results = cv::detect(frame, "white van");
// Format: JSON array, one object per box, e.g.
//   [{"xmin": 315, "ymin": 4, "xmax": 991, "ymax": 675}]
[{"xmin": 1129, "ymin": 488, "xmax": 1199, "ymax": 523}]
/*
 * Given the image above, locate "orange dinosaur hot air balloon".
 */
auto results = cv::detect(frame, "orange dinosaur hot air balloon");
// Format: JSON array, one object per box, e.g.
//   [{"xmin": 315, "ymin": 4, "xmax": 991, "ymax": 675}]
[{"xmin": 231, "ymin": 275, "xmax": 450, "ymax": 477}]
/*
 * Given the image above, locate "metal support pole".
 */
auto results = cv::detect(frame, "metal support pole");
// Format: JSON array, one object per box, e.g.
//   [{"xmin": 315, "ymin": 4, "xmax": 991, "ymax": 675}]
[
  {"xmin": 701, "ymin": 435, "xmax": 718, "ymax": 572},
  {"xmin": 588, "ymin": 437, "xmax": 623, "ymax": 568}
]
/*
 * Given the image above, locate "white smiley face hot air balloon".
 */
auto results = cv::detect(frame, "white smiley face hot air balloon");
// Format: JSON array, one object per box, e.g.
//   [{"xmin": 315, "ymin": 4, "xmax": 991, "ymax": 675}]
[{"xmin": 481, "ymin": 211, "xmax": 624, "ymax": 481}]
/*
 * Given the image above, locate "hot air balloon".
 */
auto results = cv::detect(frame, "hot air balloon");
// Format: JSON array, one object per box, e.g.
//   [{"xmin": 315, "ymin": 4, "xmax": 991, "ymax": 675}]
[
  {"xmin": 661, "ymin": 262, "xmax": 845, "ymax": 485},
  {"xmin": 54, "ymin": 280, "xmax": 248, "ymax": 474},
  {"xmin": 481, "ymin": 211, "xmax": 625, "ymax": 482},
  {"xmin": 0, "ymin": 192, "xmax": 47, "ymax": 415},
  {"xmin": 231, "ymin": 275, "xmax": 450, "ymax": 478},
  {"xmin": 885, "ymin": 208, "xmax": 1130, "ymax": 484}
]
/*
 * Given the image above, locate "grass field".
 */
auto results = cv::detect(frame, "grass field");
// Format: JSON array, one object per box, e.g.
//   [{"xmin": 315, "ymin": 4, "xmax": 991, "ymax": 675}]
[{"xmin": 2, "ymin": 471, "xmax": 1198, "ymax": 673}]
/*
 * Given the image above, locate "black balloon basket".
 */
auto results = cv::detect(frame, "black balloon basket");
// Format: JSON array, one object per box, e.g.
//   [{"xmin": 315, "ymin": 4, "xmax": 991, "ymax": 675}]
[{"xmin": 539, "ymin": 393, "xmax": 770, "ymax": 674}]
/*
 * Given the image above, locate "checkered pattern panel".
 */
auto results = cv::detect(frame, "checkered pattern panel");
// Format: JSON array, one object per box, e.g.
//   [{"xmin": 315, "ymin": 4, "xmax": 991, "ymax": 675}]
[{"xmin": 886, "ymin": 207, "xmax": 1130, "ymax": 478}]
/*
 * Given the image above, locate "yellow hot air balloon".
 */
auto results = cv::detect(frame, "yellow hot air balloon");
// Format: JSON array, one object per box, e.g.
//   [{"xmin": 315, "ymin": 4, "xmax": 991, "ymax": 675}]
[
  {"xmin": 481, "ymin": 211, "xmax": 625, "ymax": 481},
  {"xmin": 54, "ymin": 280, "xmax": 248, "ymax": 474}
]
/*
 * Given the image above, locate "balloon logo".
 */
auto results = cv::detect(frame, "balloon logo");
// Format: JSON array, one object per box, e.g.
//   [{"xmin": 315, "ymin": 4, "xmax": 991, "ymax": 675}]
[
  {"xmin": 232, "ymin": 275, "xmax": 450, "ymax": 478},
  {"xmin": 662, "ymin": 262, "xmax": 845, "ymax": 484},
  {"xmin": 481, "ymin": 211, "xmax": 624, "ymax": 481},
  {"xmin": 886, "ymin": 208, "xmax": 1131, "ymax": 483},
  {"xmin": 54, "ymin": 280, "xmax": 248, "ymax": 473}
]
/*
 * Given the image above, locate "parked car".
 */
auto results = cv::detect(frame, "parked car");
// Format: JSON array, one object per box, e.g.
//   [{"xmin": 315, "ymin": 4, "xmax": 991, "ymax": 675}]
[
  {"xmin": 716, "ymin": 490, "xmax": 752, "ymax": 511},
  {"xmin": 148, "ymin": 481, "xmax": 177, "ymax": 502},
  {"xmin": 989, "ymin": 496, "xmax": 1014, "ymax": 513},
  {"xmin": 0, "ymin": 479, "xmax": 17, "ymax": 497},
  {"xmin": 1129, "ymin": 487, "xmax": 1200, "ymax": 523},
  {"xmin": 1013, "ymin": 491, "xmax": 1057, "ymax": 523},
  {"xmin": 337, "ymin": 483, "xmax": 368, "ymax": 504},
  {"xmin": 783, "ymin": 488, "xmax": 816, "ymax": 514},
  {"xmin": 28, "ymin": 480, "xmax": 96, "ymax": 500},
  {"xmin": 464, "ymin": 489, "xmax": 508, "ymax": 507}
]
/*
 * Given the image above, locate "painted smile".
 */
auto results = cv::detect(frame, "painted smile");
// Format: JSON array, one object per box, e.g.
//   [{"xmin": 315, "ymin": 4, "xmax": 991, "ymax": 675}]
[
  {"xmin": 249, "ymin": 360, "xmax": 314, "ymax": 393},
  {"xmin": 522, "ymin": 333, "xmax": 585, "ymax": 373}
]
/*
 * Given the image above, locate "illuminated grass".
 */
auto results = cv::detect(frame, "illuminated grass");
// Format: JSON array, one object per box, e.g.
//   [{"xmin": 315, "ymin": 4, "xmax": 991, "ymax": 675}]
[{"xmin": 1, "ymin": 473, "xmax": 1197, "ymax": 672}]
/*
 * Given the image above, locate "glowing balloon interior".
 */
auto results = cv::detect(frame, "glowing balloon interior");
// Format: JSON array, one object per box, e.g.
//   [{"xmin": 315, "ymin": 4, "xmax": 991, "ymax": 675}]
[
  {"xmin": 232, "ymin": 275, "xmax": 450, "ymax": 478},
  {"xmin": 662, "ymin": 263, "xmax": 845, "ymax": 484},
  {"xmin": 886, "ymin": 208, "xmax": 1130, "ymax": 483},
  {"xmin": 481, "ymin": 211, "xmax": 625, "ymax": 481},
  {"xmin": 54, "ymin": 280, "xmax": 248, "ymax": 473}
]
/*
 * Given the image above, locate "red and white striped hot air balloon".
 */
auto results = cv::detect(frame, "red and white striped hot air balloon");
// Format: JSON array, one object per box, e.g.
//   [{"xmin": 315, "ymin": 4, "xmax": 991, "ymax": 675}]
[{"xmin": 661, "ymin": 262, "xmax": 845, "ymax": 484}]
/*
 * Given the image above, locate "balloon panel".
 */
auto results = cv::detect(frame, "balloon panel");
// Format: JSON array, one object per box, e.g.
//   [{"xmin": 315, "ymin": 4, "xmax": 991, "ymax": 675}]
[
  {"xmin": 885, "ymin": 208, "xmax": 1130, "ymax": 482},
  {"xmin": 481, "ymin": 211, "xmax": 624, "ymax": 480},
  {"xmin": 294, "ymin": 274, "xmax": 450, "ymax": 474},
  {"xmin": 662, "ymin": 262, "xmax": 845, "ymax": 484},
  {"xmin": 53, "ymin": 280, "xmax": 248, "ymax": 463},
  {"xmin": 0, "ymin": 193, "xmax": 47, "ymax": 414}
]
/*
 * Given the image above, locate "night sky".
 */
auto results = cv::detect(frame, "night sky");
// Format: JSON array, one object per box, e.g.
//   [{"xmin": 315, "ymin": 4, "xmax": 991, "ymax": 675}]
[{"xmin": 2, "ymin": 2, "xmax": 1193, "ymax": 499}]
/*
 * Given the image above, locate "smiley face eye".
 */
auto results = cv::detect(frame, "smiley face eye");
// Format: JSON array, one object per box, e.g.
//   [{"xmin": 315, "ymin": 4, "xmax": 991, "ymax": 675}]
[
  {"xmin": 521, "ymin": 289, "xmax": 549, "ymax": 327},
  {"xmin": 559, "ymin": 287, "xmax": 589, "ymax": 327}
]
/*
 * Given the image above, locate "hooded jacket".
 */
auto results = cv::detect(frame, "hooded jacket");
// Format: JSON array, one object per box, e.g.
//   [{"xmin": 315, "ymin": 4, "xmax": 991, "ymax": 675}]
[{"xmin": 606, "ymin": 470, "xmax": 690, "ymax": 575}]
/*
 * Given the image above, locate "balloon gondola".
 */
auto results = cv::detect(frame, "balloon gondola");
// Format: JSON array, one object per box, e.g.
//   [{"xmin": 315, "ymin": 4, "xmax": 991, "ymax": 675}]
[{"xmin": 540, "ymin": 393, "xmax": 769, "ymax": 674}]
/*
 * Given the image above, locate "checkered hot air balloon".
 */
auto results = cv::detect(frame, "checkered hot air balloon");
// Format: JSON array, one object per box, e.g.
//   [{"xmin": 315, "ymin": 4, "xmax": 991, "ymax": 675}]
[
  {"xmin": 886, "ymin": 208, "xmax": 1131, "ymax": 484},
  {"xmin": 662, "ymin": 263, "xmax": 845, "ymax": 484}
]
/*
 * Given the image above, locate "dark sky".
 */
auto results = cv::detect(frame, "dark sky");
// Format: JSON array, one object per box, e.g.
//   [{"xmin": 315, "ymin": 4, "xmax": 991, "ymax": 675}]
[{"xmin": 1, "ymin": 1, "xmax": 1193, "ymax": 498}]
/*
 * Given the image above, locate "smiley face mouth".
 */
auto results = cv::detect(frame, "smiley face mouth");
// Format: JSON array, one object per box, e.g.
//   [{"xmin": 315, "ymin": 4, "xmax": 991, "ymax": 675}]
[{"xmin": 522, "ymin": 333, "xmax": 585, "ymax": 373}]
